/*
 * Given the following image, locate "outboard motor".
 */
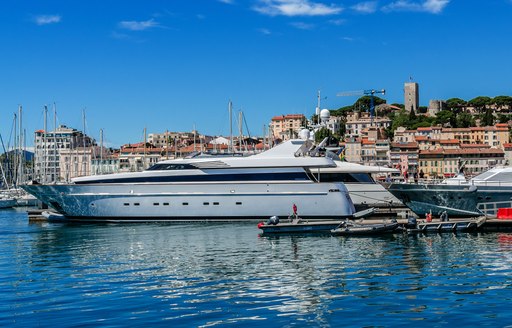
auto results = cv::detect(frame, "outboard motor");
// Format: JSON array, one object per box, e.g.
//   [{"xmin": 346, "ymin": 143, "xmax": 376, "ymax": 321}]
[
  {"xmin": 406, "ymin": 216, "xmax": 417, "ymax": 229},
  {"xmin": 266, "ymin": 216, "xmax": 280, "ymax": 225}
]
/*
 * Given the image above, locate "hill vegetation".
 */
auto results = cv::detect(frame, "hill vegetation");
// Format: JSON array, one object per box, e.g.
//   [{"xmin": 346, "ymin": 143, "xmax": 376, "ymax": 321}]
[{"xmin": 325, "ymin": 95, "xmax": 512, "ymax": 138}]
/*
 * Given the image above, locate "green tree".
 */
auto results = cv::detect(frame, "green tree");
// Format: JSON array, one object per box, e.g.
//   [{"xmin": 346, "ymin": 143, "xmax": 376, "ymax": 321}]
[
  {"xmin": 314, "ymin": 127, "xmax": 332, "ymax": 143},
  {"xmin": 330, "ymin": 105, "xmax": 353, "ymax": 117},
  {"xmin": 455, "ymin": 112, "xmax": 475, "ymax": 128},
  {"xmin": 435, "ymin": 110, "xmax": 455, "ymax": 127},
  {"xmin": 480, "ymin": 108, "xmax": 495, "ymax": 126},
  {"xmin": 353, "ymin": 95, "xmax": 386, "ymax": 113},
  {"xmin": 497, "ymin": 113, "xmax": 510, "ymax": 124},
  {"xmin": 468, "ymin": 96, "xmax": 492, "ymax": 113},
  {"xmin": 410, "ymin": 117, "xmax": 435, "ymax": 130},
  {"xmin": 446, "ymin": 98, "xmax": 467, "ymax": 112},
  {"xmin": 409, "ymin": 106, "xmax": 417, "ymax": 121},
  {"xmin": 493, "ymin": 96, "xmax": 512, "ymax": 111},
  {"xmin": 390, "ymin": 110, "xmax": 410, "ymax": 131}
]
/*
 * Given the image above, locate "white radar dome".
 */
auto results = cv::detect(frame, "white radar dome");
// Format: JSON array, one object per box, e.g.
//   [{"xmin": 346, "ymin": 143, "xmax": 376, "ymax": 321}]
[
  {"xmin": 299, "ymin": 129, "xmax": 310, "ymax": 140},
  {"xmin": 320, "ymin": 109, "xmax": 330, "ymax": 122}
]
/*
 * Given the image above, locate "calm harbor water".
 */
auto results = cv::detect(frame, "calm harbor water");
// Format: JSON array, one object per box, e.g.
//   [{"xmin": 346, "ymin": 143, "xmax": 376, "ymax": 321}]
[{"xmin": 1, "ymin": 209, "xmax": 512, "ymax": 327}]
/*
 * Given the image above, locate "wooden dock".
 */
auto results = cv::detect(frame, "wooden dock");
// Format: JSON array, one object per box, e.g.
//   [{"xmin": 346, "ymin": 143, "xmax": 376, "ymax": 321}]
[{"xmin": 24, "ymin": 208, "xmax": 512, "ymax": 232}]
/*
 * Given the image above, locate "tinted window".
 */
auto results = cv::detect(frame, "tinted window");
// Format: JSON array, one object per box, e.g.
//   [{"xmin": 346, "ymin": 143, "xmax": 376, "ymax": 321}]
[{"xmin": 319, "ymin": 173, "xmax": 374, "ymax": 183}]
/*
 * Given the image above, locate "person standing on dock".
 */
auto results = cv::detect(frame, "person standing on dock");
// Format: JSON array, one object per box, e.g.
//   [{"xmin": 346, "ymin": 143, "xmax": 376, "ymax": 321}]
[
  {"xmin": 440, "ymin": 211, "xmax": 448, "ymax": 222},
  {"xmin": 291, "ymin": 204, "xmax": 300, "ymax": 224}
]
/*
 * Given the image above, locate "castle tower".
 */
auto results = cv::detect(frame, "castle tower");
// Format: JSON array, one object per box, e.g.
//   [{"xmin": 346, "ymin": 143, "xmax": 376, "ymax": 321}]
[{"xmin": 404, "ymin": 82, "xmax": 419, "ymax": 113}]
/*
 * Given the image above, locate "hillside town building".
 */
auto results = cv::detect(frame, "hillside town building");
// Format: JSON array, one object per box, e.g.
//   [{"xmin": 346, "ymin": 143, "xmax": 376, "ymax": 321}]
[
  {"xmin": 269, "ymin": 114, "xmax": 306, "ymax": 141},
  {"xmin": 33, "ymin": 125, "xmax": 95, "ymax": 183}
]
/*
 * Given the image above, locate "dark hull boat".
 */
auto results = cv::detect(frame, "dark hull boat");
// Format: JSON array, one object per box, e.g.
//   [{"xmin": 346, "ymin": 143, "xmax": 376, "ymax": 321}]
[
  {"xmin": 258, "ymin": 220, "xmax": 343, "ymax": 234},
  {"xmin": 258, "ymin": 208, "xmax": 377, "ymax": 235},
  {"xmin": 330, "ymin": 220, "xmax": 399, "ymax": 236},
  {"xmin": 388, "ymin": 167, "xmax": 512, "ymax": 218},
  {"xmin": 388, "ymin": 183, "xmax": 483, "ymax": 217}
]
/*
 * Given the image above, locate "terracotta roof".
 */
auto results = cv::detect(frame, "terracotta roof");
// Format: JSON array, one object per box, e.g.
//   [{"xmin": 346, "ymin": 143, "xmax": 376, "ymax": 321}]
[
  {"xmin": 503, "ymin": 143, "xmax": 512, "ymax": 149},
  {"xmin": 205, "ymin": 143, "xmax": 229, "ymax": 151},
  {"xmin": 420, "ymin": 148, "xmax": 504, "ymax": 156},
  {"xmin": 460, "ymin": 143, "xmax": 491, "ymax": 148},
  {"xmin": 417, "ymin": 127, "xmax": 432, "ymax": 131},
  {"xmin": 271, "ymin": 114, "xmax": 305, "ymax": 121},
  {"xmin": 414, "ymin": 136, "xmax": 429, "ymax": 141},
  {"xmin": 439, "ymin": 139, "xmax": 459, "ymax": 144},
  {"xmin": 444, "ymin": 148, "xmax": 504, "ymax": 155},
  {"xmin": 419, "ymin": 149, "xmax": 444, "ymax": 155},
  {"xmin": 445, "ymin": 128, "xmax": 471, "ymax": 133},
  {"xmin": 391, "ymin": 142, "xmax": 418, "ymax": 149},
  {"xmin": 362, "ymin": 139, "xmax": 375, "ymax": 145}
]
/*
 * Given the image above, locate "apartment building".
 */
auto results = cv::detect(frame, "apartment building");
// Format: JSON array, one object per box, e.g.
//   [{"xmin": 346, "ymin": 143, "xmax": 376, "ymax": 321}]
[
  {"xmin": 269, "ymin": 114, "xmax": 306, "ymax": 141},
  {"xmin": 345, "ymin": 112, "xmax": 391, "ymax": 138},
  {"xmin": 33, "ymin": 125, "xmax": 95, "ymax": 183}
]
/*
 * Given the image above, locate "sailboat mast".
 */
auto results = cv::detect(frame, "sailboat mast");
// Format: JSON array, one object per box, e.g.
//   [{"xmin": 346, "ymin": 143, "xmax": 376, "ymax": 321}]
[
  {"xmin": 100, "ymin": 128, "xmax": 103, "ymax": 175},
  {"xmin": 18, "ymin": 105, "xmax": 23, "ymax": 185},
  {"xmin": 43, "ymin": 105, "xmax": 47, "ymax": 184},
  {"xmin": 229, "ymin": 100, "xmax": 233, "ymax": 153},
  {"xmin": 53, "ymin": 103, "xmax": 57, "ymax": 183},
  {"xmin": 13, "ymin": 112, "xmax": 17, "ymax": 187},
  {"xmin": 143, "ymin": 127, "xmax": 147, "ymax": 170},
  {"xmin": 238, "ymin": 111, "xmax": 243, "ymax": 152},
  {"xmin": 82, "ymin": 108, "xmax": 86, "ymax": 176}
]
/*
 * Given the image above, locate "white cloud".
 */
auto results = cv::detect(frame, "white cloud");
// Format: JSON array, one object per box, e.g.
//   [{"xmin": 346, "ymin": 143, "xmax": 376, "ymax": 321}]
[
  {"xmin": 290, "ymin": 21, "xmax": 315, "ymax": 29},
  {"xmin": 257, "ymin": 28, "xmax": 272, "ymax": 35},
  {"xmin": 34, "ymin": 15, "xmax": 61, "ymax": 25},
  {"xmin": 118, "ymin": 19, "xmax": 159, "ymax": 31},
  {"xmin": 382, "ymin": 0, "xmax": 450, "ymax": 14},
  {"xmin": 253, "ymin": 0, "xmax": 343, "ymax": 17},
  {"xmin": 423, "ymin": 0, "xmax": 450, "ymax": 13},
  {"xmin": 328, "ymin": 18, "xmax": 346, "ymax": 25},
  {"xmin": 352, "ymin": 1, "xmax": 378, "ymax": 13}
]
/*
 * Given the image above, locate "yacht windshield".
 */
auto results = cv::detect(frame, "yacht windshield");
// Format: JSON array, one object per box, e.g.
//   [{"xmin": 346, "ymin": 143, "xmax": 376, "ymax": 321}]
[
  {"xmin": 481, "ymin": 172, "xmax": 512, "ymax": 182},
  {"xmin": 472, "ymin": 170, "xmax": 498, "ymax": 181},
  {"xmin": 146, "ymin": 163, "xmax": 197, "ymax": 171},
  {"xmin": 319, "ymin": 172, "xmax": 375, "ymax": 184}
]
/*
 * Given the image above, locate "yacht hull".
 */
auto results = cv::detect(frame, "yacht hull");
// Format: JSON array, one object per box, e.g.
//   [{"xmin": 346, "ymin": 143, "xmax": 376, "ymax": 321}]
[
  {"xmin": 388, "ymin": 183, "xmax": 512, "ymax": 217},
  {"xmin": 0, "ymin": 198, "xmax": 17, "ymax": 209},
  {"xmin": 345, "ymin": 183, "xmax": 403, "ymax": 209},
  {"xmin": 22, "ymin": 182, "xmax": 355, "ymax": 222}
]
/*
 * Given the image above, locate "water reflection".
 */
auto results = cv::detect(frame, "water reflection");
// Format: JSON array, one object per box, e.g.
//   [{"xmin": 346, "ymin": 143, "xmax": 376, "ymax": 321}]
[{"xmin": 2, "ymin": 212, "xmax": 512, "ymax": 326}]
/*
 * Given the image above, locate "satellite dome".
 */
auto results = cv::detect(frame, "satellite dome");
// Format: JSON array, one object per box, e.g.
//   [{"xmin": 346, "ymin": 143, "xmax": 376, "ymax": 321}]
[
  {"xmin": 320, "ymin": 109, "xmax": 330, "ymax": 122},
  {"xmin": 299, "ymin": 129, "xmax": 310, "ymax": 140}
]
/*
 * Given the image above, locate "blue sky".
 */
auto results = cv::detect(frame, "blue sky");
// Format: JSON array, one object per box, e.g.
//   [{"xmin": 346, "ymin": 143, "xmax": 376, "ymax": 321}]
[{"xmin": 1, "ymin": 0, "xmax": 511, "ymax": 148}]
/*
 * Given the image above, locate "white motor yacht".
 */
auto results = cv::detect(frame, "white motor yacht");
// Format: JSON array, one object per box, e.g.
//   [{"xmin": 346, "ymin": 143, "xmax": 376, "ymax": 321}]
[{"xmin": 22, "ymin": 139, "xmax": 356, "ymax": 222}]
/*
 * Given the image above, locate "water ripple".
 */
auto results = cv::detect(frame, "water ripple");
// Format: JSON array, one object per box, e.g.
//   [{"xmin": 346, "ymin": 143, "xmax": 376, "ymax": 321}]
[{"xmin": 2, "ymin": 211, "xmax": 512, "ymax": 326}]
